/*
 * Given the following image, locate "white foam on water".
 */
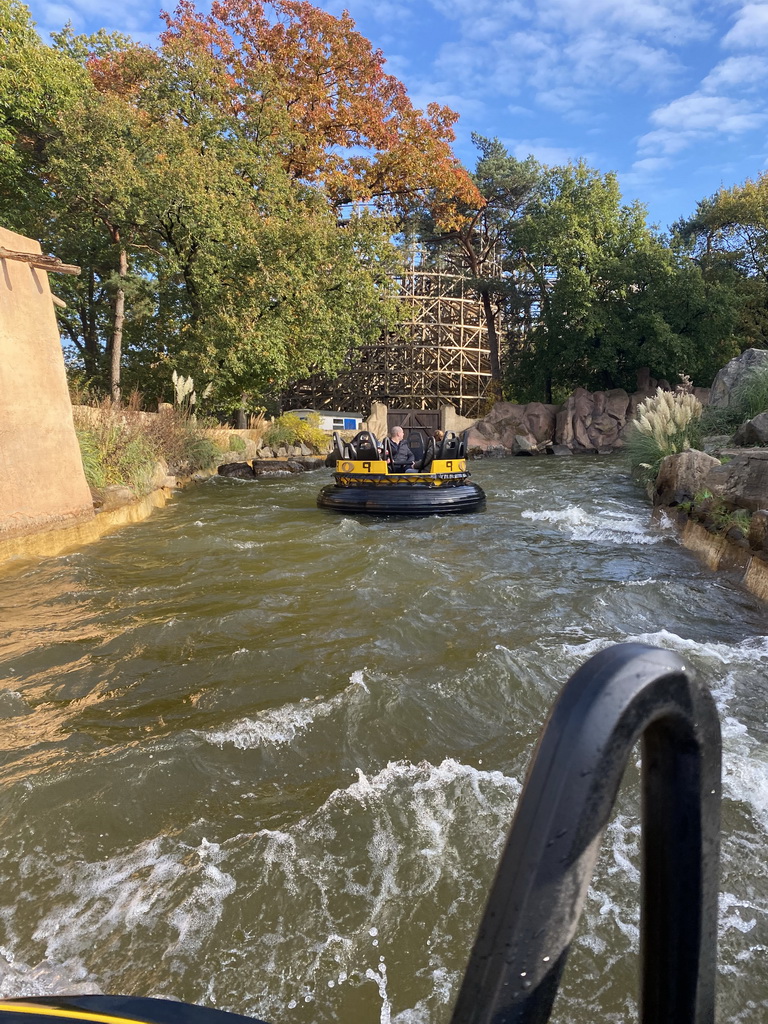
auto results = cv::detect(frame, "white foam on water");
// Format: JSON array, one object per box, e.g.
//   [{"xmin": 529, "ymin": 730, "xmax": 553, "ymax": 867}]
[
  {"xmin": 23, "ymin": 836, "xmax": 235, "ymax": 974},
  {"xmin": 365, "ymin": 959, "xmax": 391, "ymax": 1024},
  {"xmin": 220, "ymin": 757, "xmax": 522, "ymax": 1022},
  {"xmin": 561, "ymin": 630, "xmax": 768, "ymax": 834},
  {"xmin": 521, "ymin": 504, "xmax": 670, "ymax": 545},
  {"xmin": 202, "ymin": 670, "xmax": 371, "ymax": 749},
  {"xmin": 0, "ymin": 950, "xmax": 102, "ymax": 999},
  {"xmin": 561, "ymin": 629, "xmax": 768, "ymax": 669},
  {"xmin": 335, "ymin": 758, "xmax": 519, "ymax": 813},
  {"xmin": 719, "ymin": 892, "xmax": 759, "ymax": 940}
]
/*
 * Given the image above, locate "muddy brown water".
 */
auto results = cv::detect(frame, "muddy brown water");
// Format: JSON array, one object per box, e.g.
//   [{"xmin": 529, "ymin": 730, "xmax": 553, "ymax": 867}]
[{"xmin": 0, "ymin": 457, "xmax": 766, "ymax": 1022}]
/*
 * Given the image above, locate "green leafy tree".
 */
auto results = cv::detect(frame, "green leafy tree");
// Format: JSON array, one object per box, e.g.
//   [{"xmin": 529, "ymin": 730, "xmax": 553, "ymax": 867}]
[
  {"xmin": 509, "ymin": 162, "xmax": 740, "ymax": 400},
  {"xmin": 1, "ymin": 1, "xmax": 451, "ymax": 409},
  {"xmin": 673, "ymin": 174, "xmax": 768, "ymax": 350},
  {"xmin": 423, "ymin": 135, "xmax": 541, "ymax": 392}
]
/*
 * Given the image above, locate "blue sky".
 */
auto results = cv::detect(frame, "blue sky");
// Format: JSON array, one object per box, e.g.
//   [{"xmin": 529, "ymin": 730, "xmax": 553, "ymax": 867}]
[{"xmin": 23, "ymin": 0, "xmax": 768, "ymax": 231}]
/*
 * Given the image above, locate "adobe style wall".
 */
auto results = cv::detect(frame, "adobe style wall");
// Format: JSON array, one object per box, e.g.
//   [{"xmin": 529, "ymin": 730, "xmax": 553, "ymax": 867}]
[{"xmin": 0, "ymin": 226, "xmax": 94, "ymax": 541}]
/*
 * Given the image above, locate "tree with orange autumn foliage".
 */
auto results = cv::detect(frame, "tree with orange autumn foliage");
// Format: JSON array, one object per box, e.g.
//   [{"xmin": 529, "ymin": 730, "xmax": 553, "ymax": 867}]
[
  {"xmin": 158, "ymin": 0, "xmax": 481, "ymax": 224},
  {"xmin": 3, "ymin": 0, "xmax": 481, "ymax": 407}
]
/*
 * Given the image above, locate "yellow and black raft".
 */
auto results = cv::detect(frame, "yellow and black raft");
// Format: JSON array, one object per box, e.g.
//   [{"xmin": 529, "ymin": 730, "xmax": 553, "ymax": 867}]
[
  {"xmin": 317, "ymin": 429, "xmax": 485, "ymax": 515},
  {"xmin": 0, "ymin": 994, "xmax": 265, "ymax": 1023}
]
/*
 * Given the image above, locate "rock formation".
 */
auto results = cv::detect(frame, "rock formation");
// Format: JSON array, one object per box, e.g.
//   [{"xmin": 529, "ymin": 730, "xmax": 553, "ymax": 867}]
[
  {"xmin": 466, "ymin": 387, "xmax": 644, "ymax": 456},
  {"xmin": 709, "ymin": 348, "xmax": 768, "ymax": 410},
  {"xmin": 652, "ymin": 450, "xmax": 721, "ymax": 506}
]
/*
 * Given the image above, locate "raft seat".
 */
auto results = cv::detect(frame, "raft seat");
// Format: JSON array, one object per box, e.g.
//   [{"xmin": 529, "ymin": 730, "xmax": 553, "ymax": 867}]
[{"xmin": 438, "ymin": 432, "xmax": 460, "ymax": 460}]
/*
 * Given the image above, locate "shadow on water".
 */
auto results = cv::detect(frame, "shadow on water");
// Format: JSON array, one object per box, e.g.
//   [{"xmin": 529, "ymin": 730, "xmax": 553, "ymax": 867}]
[{"xmin": 0, "ymin": 457, "xmax": 766, "ymax": 1023}]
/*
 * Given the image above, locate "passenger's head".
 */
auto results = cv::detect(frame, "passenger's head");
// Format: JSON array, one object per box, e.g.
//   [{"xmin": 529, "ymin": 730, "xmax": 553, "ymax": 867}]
[
  {"xmin": 433, "ymin": 429, "xmax": 445, "ymax": 442},
  {"xmin": 390, "ymin": 426, "xmax": 404, "ymax": 441}
]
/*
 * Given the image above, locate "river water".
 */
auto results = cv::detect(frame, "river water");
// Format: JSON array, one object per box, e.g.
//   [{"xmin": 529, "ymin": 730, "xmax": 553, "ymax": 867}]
[{"xmin": 0, "ymin": 457, "xmax": 766, "ymax": 1023}]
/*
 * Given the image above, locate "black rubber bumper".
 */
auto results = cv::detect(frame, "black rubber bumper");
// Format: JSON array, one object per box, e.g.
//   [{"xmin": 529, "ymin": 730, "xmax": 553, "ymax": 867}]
[{"xmin": 317, "ymin": 483, "xmax": 486, "ymax": 515}]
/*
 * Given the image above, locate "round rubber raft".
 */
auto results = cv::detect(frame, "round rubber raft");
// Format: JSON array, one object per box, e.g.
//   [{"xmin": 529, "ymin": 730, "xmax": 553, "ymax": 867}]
[
  {"xmin": 318, "ymin": 476, "xmax": 486, "ymax": 515},
  {"xmin": 318, "ymin": 429, "xmax": 486, "ymax": 516},
  {"xmin": 319, "ymin": 468, "xmax": 487, "ymax": 520}
]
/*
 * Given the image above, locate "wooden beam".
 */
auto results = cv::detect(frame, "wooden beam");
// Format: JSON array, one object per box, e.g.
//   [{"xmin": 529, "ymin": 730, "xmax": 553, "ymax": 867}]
[
  {"xmin": 0, "ymin": 247, "xmax": 81, "ymax": 276},
  {"xmin": 51, "ymin": 294, "xmax": 67, "ymax": 309}
]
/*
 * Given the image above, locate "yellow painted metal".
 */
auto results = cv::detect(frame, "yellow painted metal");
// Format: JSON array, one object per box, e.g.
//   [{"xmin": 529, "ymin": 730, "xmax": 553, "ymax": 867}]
[
  {"xmin": 430, "ymin": 459, "xmax": 467, "ymax": 473},
  {"xmin": 337, "ymin": 460, "xmax": 389, "ymax": 474},
  {"xmin": 337, "ymin": 459, "xmax": 466, "ymax": 477},
  {"xmin": 0, "ymin": 1002, "xmax": 153, "ymax": 1024}
]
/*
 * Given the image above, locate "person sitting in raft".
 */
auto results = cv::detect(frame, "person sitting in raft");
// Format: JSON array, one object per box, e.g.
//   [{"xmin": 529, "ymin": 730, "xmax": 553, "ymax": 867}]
[
  {"xmin": 420, "ymin": 429, "xmax": 444, "ymax": 470},
  {"xmin": 386, "ymin": 426, "xmax": 416, "ymax": 472}
]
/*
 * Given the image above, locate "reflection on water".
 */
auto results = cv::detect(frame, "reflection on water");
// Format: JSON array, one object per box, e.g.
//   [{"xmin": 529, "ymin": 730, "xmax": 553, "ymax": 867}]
[{"xmin": 0, "ymin": 458, "xmax": 766, "ymax": 1022}]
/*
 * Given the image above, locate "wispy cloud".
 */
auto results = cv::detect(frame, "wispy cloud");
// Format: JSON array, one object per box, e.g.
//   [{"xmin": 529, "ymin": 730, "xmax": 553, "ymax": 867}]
[
  {"xmin": 505, "ymin": 137, "xmax": 587, "ymax": 165},
  {"xmin": 638, "ymin": 91, "xmax": 768, "ymax": 157},
  {"xmin": 723, "ymin": 2, "xmax": 768, "ymax": 48},
  {"xmin": 701, "ymin": 55, "xmax": 768, "ymax": 92}
]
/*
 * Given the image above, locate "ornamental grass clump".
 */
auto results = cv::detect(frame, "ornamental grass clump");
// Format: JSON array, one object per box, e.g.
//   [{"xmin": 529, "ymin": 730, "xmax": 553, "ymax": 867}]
[{"xmin": 625, "ymin": 387, "xmax": 703, "ymax": 485}]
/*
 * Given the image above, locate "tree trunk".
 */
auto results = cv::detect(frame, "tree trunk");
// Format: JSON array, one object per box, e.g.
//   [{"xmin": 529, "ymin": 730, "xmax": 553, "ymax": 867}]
[
  {"xmin": 110, "ymin": 242, "xmax": 127, "ymax": 404},
  {"xmin": 479, "ymin": 287, "xmax": 502, "ymax": 390}
]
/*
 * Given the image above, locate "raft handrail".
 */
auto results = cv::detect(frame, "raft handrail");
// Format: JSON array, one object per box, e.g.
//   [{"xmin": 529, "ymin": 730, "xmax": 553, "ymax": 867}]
[{"xmin": 449, "ymin": 642, "xmax": 721, "ymax": 1024}]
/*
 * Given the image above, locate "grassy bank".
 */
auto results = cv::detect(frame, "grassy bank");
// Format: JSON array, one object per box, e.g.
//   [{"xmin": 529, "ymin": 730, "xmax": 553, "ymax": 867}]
[
  {"xmin": 73, "ymin": 400, "xmax": 228, "ymax": 495},
  {"xmin": 72, "ymin": 402, "xmax": 330, "ymax": 496}
]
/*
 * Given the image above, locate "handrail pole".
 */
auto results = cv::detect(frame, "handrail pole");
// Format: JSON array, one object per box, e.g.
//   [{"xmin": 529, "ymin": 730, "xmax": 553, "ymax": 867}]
[
  {"xmin": 640, "ymin": 708, "xmax": 720, "ymax": 1021},
  {"xmin": 449, "ymin": 643, "xmax": 721, "ymax": 1024}
]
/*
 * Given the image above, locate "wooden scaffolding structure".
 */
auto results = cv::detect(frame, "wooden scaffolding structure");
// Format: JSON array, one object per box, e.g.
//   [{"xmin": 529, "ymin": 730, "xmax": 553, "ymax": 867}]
[{"xmin": 288, "ymin": 242, "xmax": 503, "ymax": 419}]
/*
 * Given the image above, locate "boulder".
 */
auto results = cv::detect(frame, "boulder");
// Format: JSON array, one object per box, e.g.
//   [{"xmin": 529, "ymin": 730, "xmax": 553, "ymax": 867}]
[
  {"xmin": 217, "ymin": 462, "xmax": 256, "ymax": 479},
  {"xmin": 149, "ymin": 458, "xmax": 170, "ymax": 491},
  {"xmin": 520, "ymin": 402, "xmax": 558, "ymax": 443},
  {"xmin": 748, "ymin": 510, "xmax": 768, "ymax": 554},
  {"xmin": 556, "ymin": 389, "xmax": 597, "ymax": 451},
  {"xmin": 512, "ymin": 434, "xmax": 537, "ymax": 455},
  {"xmin": 96, "ymin": 485, "xmax": 135, "ymax": 510},
  {"xmin": 732, "ymin": 411, "xmax": 768, "ymax": 447},
  {"xmin": 464, "ymin": 425, "xmax": 507, "ymax": 454},
  {"xmin": 705, "ymin": 451, "xmax": 768, "ymax": 512},
  {"xmin": 653, "ymin": 450, "xmax": 721, "ymax": 507},
  {"xmin": 709, "ymin": 348, "xmax": 768, "ymax": 410},
  {"xmin": 217, "ymin": 449, "xmax": 252, "ymax": 466}
]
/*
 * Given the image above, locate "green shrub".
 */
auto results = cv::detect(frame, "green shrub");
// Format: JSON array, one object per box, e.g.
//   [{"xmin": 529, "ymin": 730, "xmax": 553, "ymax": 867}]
[
  {"xmin": 73, "ymin": 411, "xmax": 158, "ymax": 492},
  {"xmin": 75, "ymin": 428, "xmax": 108, "ymax": 489},
  {"xmin": 265, "ymin": 413, "xmax": 328, "ymax": 453},
  {"xmin": 699, "ymin": 405, "xmax": 743, "ymax": 435},
  {"xmin": 229, "ymin": 434, "xmax": 247, "ymax": 453},
  {"xmin": 625, "ymin": 388, "xmax": 703, "ymax": 484},
  {"xmin": 182, "ymin": 435, "xmax": 221, "ymax": 471}
]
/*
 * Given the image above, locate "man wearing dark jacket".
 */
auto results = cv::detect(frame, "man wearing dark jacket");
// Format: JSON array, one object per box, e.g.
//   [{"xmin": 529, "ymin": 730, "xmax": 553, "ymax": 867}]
[{"xmin": 386, "ymin": 426, "xmax": 416, "ymax": 471}]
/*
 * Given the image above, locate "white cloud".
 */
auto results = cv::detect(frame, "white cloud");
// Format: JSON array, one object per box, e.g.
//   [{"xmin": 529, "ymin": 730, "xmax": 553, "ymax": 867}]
[
  {"xmin": 429, "ymin": 0, "xmax": 532, "ymax": 18},
  {"xmin": 538, "ymin": 0, "xmax": 712, "ymax": 42},
  {"xmin": 631, "ymin": 156, "xmax": 671, "ymax": 174},
  {"xmin": 506, "ymin": 137, "xmax": 584, "ymax": 165},
  {"xmin": 563, "ymin": 32, "xmax": 682, "ymax": 90},
  {"xmin": 620, "ymin": 156, "xmax": 673, "ymax": 190},
  {"xmin": 637, "ymin": 89, "xmax": 768, "ymax": 159},
  {"xmin": 637, "ymin": 127, "xmax": 693, "ymax": 157},
  {"xmin": 723, "ymin": 2, "xmax": 768, "ymax": 48},
  {"xmin": 651, "ymin": 92, "xmax": 766, "ymax": 133},
  {"xmin": 701, "ymin": 55, "xmax": 768, "ymax": 92}
]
